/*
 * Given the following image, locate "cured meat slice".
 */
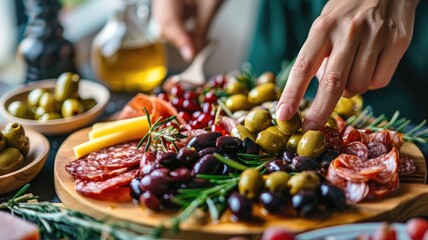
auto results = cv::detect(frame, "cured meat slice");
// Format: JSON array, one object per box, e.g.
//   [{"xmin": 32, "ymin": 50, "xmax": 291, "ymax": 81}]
[
  {"xmin": 84, "ymin": 141, "xmax": 143, "ymax": 169},
  {"xmin": 367, "ymin": 141, "xmax": 387, "ymax": 159},
  {"xmin": 343, "ymin": 142, "xmax": 369, "ymax": 160},
  {"xmin": 369, "ymin": 130, "xmax": 392, "ymax": 151},
  {"xmin": 368, "ymin": 173, "xmax": 399, "ymax": 199},
  {"xmin": 334, "ymin": 115, "xmax": 347, "ymax": 133},
  {"xmin": 66, "ymin": 165, "xmax": 128, "ymax": 181},
  {"xmin": 326, "ymin": 162, "xmax": 347, "ymax": 189},
  {"xmin": 397, "ymin": 153, "xmax": 416, "ymax": 175},
  {"xmin": 80, "ymin": 187, "xmax": 132, "ymax": 202},
  {"xmin": 75, "ymin": 169, "xmax": 139, "ymax": 196},
  {"xmin": 342, "ymin": 126, "xmax": 360, "ymax": 145},
  {"xmin": 345, "ymin": 181, "xmax": 369, "ymax": 204},
  {"xmin": 389, "ymin": 130, "xmax": 404, "ymax": 149},
  {"xmin": 321, "ymin": 126, "xmax": 343, "ymax": 151}
]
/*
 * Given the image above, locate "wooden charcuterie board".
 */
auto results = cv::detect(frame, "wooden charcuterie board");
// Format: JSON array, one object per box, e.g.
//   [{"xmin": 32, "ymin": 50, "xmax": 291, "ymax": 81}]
[{"xmin": 54, "ymin": 128, "xmax": 428, "ymax": 240}]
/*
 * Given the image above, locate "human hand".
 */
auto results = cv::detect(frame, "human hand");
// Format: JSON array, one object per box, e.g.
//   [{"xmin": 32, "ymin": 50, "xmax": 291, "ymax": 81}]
[
  {"xmin": 276, "ymin": 0, "xmax": 419, "ymax": 132},
  {"xmin": 152, "ymin": 0, "xmax": 223, "ymax": 61}
]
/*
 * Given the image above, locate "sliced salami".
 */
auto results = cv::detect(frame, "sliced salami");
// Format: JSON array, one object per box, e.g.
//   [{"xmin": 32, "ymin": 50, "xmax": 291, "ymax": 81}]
[
  {"xmin": 367, "ymin": 141, "xmax": 387, "ymax": 159},
  {"xmin": 84, "ymin": 141, "xmax": 143, "ymax": 169},
  {"xmin": 369, "ymin": 130, "xmax": 392, "ymax": 151},
  {"xmin": 345, "ymin": 181, "xmax": 369, "ymax": 204},
  {"xmin": 397, "ymin": 153, "xmax": 416, "ymax": 175},
  {"xmin": 66, "ymin": 165, "xmax": 128, "ymax": 181},
  {"xmin": 75, "ymin": 169, "xmax": 139, "ymax": 196},
  {"xmin": 80, "ymin": 187, "xmax": 132, "ymax": 202},
  {"xmin": 343, "ymin": 142, "xmax": 369, "ymax": 160},
  {"xmin": 389, "ymin": 130, "xmax": 404, "ymax": 149},
  {"xmin": 321, "ymin": 126, "xmax": 343, "ymax": 151},
  {"xmin": 368, "ymin": 173, "xmax": 399, "ymax": 199}
]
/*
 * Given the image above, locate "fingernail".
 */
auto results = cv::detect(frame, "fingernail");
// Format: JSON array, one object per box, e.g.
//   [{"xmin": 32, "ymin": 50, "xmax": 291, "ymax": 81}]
[
  {"xmin": 276, "ymin": 103, "xmax": 290, "ymax": 121},
  {"xmin": 180, "ymin": 46, "xmax": 193, "ymax": 62},
  {"xmin": 302, "ymin": 121, "xmax": 318, "ymax": 132}
]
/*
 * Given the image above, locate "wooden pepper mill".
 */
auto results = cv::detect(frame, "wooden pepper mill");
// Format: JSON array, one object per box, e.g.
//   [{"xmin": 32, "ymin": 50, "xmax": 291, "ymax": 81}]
[{"xmin": 19, "ymin": 0, "xmax": 77, "ymax": 83}]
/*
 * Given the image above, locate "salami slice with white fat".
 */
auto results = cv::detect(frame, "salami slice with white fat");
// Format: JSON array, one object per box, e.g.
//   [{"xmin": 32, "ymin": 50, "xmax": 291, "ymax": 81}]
[
  {"xmin": 397, "ymin": 152, "xmax": 416, "ymax": 175},
  {"xmin": 65, "ymin": 141, "xmax": 143, "ymax": 180},
  {"xmin": 343, "ymin": 142, "xmax": 369, "ymax": 160},
  {"xmin": 66, "ymin": 165, "xmax": 128, "ymax": 181},
  {"xmin": 345, "ymin": 181, "xmax": 369, "ymax": 204},
  {"xmin": 75, "ymin": 169, "xmax": 139, "ymax": 196},
  {"xmin": 367, "ymin": 141, "xmax": 387, "ymax": 159},
  {"xmin": 84, "ymin": 141, "xmax": 143, "ymax": 169},
  {"xmin": 321, "ymin": 126, "xmax": 343, "ymax": 151}
]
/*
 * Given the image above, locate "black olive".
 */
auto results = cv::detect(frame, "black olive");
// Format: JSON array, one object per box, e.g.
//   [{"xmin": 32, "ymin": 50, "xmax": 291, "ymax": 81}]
[
  {"xmin": 187, "ymin": 132, "xmax": 222, "ymax": 151},
  {"xmin": 191, "ymin": 154, "xmax": 220, "ymax": 176},
  {"xmin": 259, "ymin": 191, "xmax": 286, "ymax": 213},
  {"xmin": 319, "ymin": 183, "xmax": 347, "ymax": 211},
  {"xmin": 216, "ymin": 136, "xmax": 243, "ymax": 153},
  {"xmin": 292, "ymin": 190, "xmax": 319, "ymax": 217},
  {"xmin": 242, "ymin": 137, "xmax": 259, "ymax": 155},
  {"xmin": 228, "ymin": 192, "xmax": 253, "ymax": 221},
  {"xmin": 291, "ymin": 156, "xmax": 321, "ymax": 172}
]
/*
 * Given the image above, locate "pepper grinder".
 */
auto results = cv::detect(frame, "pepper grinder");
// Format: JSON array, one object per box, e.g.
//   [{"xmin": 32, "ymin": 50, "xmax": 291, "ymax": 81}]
[{"xmin": 19, "ymin": 0, "xmax": 77, "ymax": 83}]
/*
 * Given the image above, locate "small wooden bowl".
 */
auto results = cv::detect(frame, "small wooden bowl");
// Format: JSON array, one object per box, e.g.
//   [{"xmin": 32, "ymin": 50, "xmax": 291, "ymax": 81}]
[
  {"xmin": 0, "ymin": 126, "xmax": 49, "ymax": 195},
  {"xmin": 0, "ymin": 79, "xmax": 110, "ymax": 136}
]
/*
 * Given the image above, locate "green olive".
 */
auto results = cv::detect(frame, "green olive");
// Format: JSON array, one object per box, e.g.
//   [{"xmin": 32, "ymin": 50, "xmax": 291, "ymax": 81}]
[
  {"xmin": 225, "ymin": 94, "xmax": 252, "ymax": 113},
  {"xmin": 256, "ymin": 129, "xmax": 287, "ymax": 154},
  {"xmin": 276, "ymin": 110, "xmax": 302, "ymax": 135},
  {"xmin": 231, "ymin": 125, "xmax": 255, "ymax": 141},
  {"xmin": 55, "ymin": 72, "xmax": 80, "ymax": 103},
  {"xmin": 244, "ymin": 109, "xmax": 272, "ymax": 133},
  {"xmin": 2, "ymin": 122, "xmax": 26, "ymax": 150},
  {"xmin": 0, "ymin": 147, "xmax": 24, "ymax": 175},
  {"xmin": 20, "ymin": 137, "xmax": 30, "ymax": 157},
  {"xmin": 61, "ymin": 99, "xmax": 85, "ymax": 118},
  {"xmin": 297, "ymin": 130, "xmax": 326, "ymax": 159},
  {"xmin": 225, "ymin": 81, "xmax": 248, "ymax": 95},
  {"xmin": 326, "ymin": 117, "xmax": 338, "ymax": 129},
  {"xmin": 286, "ymin": 132, "xmax": 303, "ymax": 151},
  {"xmin": 239, "ymin": 168, "xmax": 263, "ymax": 199},
  {"xmin": 7, "ymin": 101, "xmax": 33, "ymax": 119},
  {"xmin": 39, "ymin": 112, "xmax": 62, "ymax": 122},
  {"xmin": 81, "ymin": 98, "xmax": 97, "ymax": 111},
  {"xmin": 39, "ymin": 92, "xmax": 59, "ymax": 113},
  {"xmin": 33, "ymin": 106, "xmax": 47, "ymax": 120},
  {"xmin": 265, "ymin": 171, "xmax": 291, "ymax": 193},
  {"xmin": 256, "ymin": 72, "xmax": 276, "ymax": 86},
  {"xmin": 265, "ymin": 126, "xmax": 290, "ymax": 142},
  {"xmin": 288, "ymin": 171, "xmax": 320, "ymax": 195},
  {"xmin": 27, "ymin": 88, "xmax": 46, "ymax": 108},
  {"xmin": 0, "ymin": 132, "xmax": 6, "ymax": 151},
  {"xmin": 334, "ymin": 95, "xmax": 363, "ymax": 118},
  {"xmin": 247, "ymin": 83, "xmax": 277, "ymax": 105}
]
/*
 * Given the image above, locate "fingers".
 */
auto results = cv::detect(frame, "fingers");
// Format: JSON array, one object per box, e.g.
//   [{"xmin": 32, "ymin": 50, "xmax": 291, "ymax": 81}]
[
  {"xmin": 303, "ymin": 33, "xmax": 360, "ymax": 132},
  {"xmin": 152, "ymin": 0, "xmax": 195, "ymax": 61},
  {"xmin": 276, "ymin": 17, "xmax": 331, "ymax": 121},
  {"xmin": 194, "ymin": 0, "xmax": 224, "ymax": 50},
  {"xmin": 369, "ymin": 39, "xmax": 408, "ymax": 91}
]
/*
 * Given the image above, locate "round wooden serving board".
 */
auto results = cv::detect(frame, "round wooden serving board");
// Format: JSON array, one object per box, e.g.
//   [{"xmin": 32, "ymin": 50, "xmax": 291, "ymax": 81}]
[{"xmin": 55, "ymin": 128, "xmax": 428, "ymax": 239}]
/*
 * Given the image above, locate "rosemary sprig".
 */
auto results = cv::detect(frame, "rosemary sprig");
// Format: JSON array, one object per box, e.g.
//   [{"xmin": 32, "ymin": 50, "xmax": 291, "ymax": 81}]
[
  {"xmin": 167, "ymin": 176, "xmax": 240, "ymax": 233},
  {"xmin": 236, "ymin": 63, "xmax": 256, "ymax": 90},
  {"xmin": 137, "ymin": 108, "xmax": 187, "ymax": 152},
  {"xmin": 0, "ymin": 184, "xmax": 159, "ymax": 240},
  {"xmin": 347, "ymin": 106, "xmax": 428, "ymax": 144}
]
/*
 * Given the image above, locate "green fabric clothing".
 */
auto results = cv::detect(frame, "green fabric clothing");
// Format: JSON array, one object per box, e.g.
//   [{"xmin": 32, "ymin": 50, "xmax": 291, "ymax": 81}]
[{"xmin": 247, "ymin": 0, "xmax": 428, "ymax": 122}]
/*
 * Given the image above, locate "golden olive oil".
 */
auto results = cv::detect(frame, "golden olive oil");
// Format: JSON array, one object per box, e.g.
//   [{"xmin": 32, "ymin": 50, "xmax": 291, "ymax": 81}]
[{"xmin": 92, "ymin": 42, "xmax": 166, "ymax": 92}]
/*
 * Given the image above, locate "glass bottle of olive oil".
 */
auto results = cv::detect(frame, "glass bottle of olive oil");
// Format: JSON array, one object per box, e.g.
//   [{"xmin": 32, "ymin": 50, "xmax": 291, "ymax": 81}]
[{"xmin": 91, "ymin": 0, "xmax": 166, "ymax": 92}]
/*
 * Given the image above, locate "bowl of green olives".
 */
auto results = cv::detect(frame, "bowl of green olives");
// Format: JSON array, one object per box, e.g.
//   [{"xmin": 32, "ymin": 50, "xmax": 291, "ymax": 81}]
[
  {"xmin": 0, "ymin": 73, "xmax": 110, "ymax": 135},
  {"xmin": 0, "ymin": 122, "xmax": 49, "ymax": 194}
]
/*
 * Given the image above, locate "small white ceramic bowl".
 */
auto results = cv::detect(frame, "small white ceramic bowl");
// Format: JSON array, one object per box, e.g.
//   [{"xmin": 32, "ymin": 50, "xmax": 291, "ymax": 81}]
[{"xmin": 0, "ymin": 79, "xmax": 110, "ymax": 135}]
